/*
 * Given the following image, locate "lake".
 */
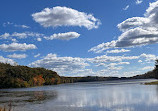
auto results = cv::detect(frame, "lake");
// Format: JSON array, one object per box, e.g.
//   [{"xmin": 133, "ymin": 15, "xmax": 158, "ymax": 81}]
[{"xmin": 0, "ymin": 79, "xmax": 158, "ymax": 111}]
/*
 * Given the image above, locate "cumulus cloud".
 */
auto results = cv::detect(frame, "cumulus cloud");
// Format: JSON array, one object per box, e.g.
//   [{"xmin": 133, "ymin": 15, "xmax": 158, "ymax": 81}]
[
  {"xmin": 88, "ymin": 41, "xmax": 116, "ymax": 53},
  {"xmin": 108, "ymin": 62, "xmax": 130, "ymax": 66},
  {"xmin": 0, "ymin": 43, "xmax": 37, "ymax": 52},
  {"xmin": 95, "ymin": 61, "xmax": 130, "ymax": 67},
  {"xmin": 7, "ymin": 53, "xmax": 27, "ymax": 59},
  {"xmin": 87, "ymin": 53, "xmax": 157, "ymax": 70},
  {"xmin": 136, "ymin": 0, "xmax": 143, "ymax": 5},
  {"xmin": 37, "ymin": 38, "xmax": 42, "ymax": 41},
  {"xmin": 66, "ymin": 69, "xmax": 95, "ymax": 77},
  {"xmin": 142, "ymin": 66, "xmax": 154, "ymax": 70},
  {"xmin": 123, "ymin": 71, "xmax": 141, "ymax": 77},
  {"xmin": 30, "ymin": 53, "xmax": 132, "ymax": 76},
  {"xmin": 30, "ymin": 53, "xmax": 128, "ymax": 76},
  {"xmin": 100, "ymin": 62, "xmax": 130, "ymax": 70},
  {"xmin": 11, "ymin": 38, "xmax": 18, "ymax": 42},
  {"xmin": 32, "ymin": 6, "xmax": 101, "ymax": 30},
  {"xmin": 140, "ymin": 53, "xmax": 157, "ymax": 62},
  {"xmin": 138, "ymin": 60, "xmax": 142, "ymax": 63},
  {"xmin": 0, "ymin": 32, "xmax": 80, "ymax": 41},
  {"xmin": 87, "ymin": 55, "xmax": 134, "ymax": 71},
  {"xmin": 89, "ymin": 1, "xmax": 158, "ymax": 53},
  {"xmin": 108, "ymin": 66, "xmax": 123, "ymax": 70},
  {"xmin": 117, "ymin": 17, "xmax": 149, "ymax": 31},
  {"xmin": 44, "ymin": 32, "xmax": 80, "ymax": 40},
  {"xmin": 14, "ymin": 25, "xmax": 30, "ymax": 29},
  {"xmin": 96, "ymin": 69, "xmax": 120, "ymax": 77},
  {"xmin": 106, "ymin": 49, "xmax": 130, "ymax": 53},
  {"xmin": 0, "ymin": 32, "xmax": 44, "ymax": 40},
  {"xmin": 29, "ymin": 53, "xmax": 89, "ymax": 75},
  {"xmin": 29, "ymin": 52, "xmax": 158, "ymax": 76},
  {"xmin": 34, "ymin": 53, "xmax": 40, "ymax": 58},
  {"xmin": 0, "ymin": 56, "xmax": 17, "ymax": 65},
  {"xmin": 123, "ymin": 5, "xmax": 129, "ymax": 11}
]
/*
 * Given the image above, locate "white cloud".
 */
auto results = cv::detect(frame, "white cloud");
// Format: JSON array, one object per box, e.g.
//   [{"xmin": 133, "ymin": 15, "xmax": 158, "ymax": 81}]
[
  {"xmin": 138, "ymin": 60, "xmax": 142, "ymax": 63},
  {"xmin": 11, "ymin": 38, "xmax": 18, "ymax": 42},
  {"xmin": 67, "ymin": 69, "xmax": 95, "ymax": 77},
  {"xmin": 96, "ymin": 69, "xmax": 120, "ymax": 77},
  {"xmin": 7, "ymin": 53, "xmax": 27, "ymax": 59},
  {"xmin": 0, "ymin": 32, "xmax": 80, "ymax": 41},
  {"xmin": 3, "ymin": 22, "xmax": 30, "ymax": 29},
  {"xmin": 30, "ymin": 53, "xmax": 128, "ymax": 76},
  {"xmin": 95, "ymin": 61, "xmax": 130, "ymax": 68},
  {"xmin": 89, "ymin": 1, "xmax": 158, "ymax": 53},
  {"xmin": 106, "ymin": 49, "xmax": 130, "ymax": 53},
  {"xmin": 140, "ymin": 53, "xmax": 157, "ymax": 62},
  {"xmin": 117, "ymin": 17, "xmax": 149, "ymax": 31},
  {"xmin": 108, "ymin": 66, "xmax": 123, "ymax": 70},
  {"xmin": 109, "ymin": 62, "xmax": 130, "ymax": 66},
  {"xmin": 29, "ymin": 53, "xmax": 89, "ymax": 75},
  {"xmin": 14, "ymin": 24, "xmax": 30, "ymax": 29},
  {"xmin": 123, "ymin": 5, "xmax": 129, "ymax": 11},
  {"xmin": 12, "ymin": 32, "xmax": 43, "ymax": 39},
  {"xmin": 88, "ymin": 41, "xmax": 116, "ymax": 53},
  {"xmin": 0, "ymin": 33, "xmax": 10, "ymax": 39},
  {"xmin": 123, "ymin": 71, "xmax": 141, "ymax": 77},
  {"xmin": 28, "ymin": 51, "xmax": 158, "ymax": 76},
  {"xmin": 29, "ymin": 53, "xmax": 157, "ymax": 76},
  {"xmin": 136, "ymin": 0, "xmax": 143, "ymax": 5},
  {"xmin": 44, "ymin": 32, "xmax": 80, "ymax": 40},
  {"xmin": 0, "ymin": 56, "xmax": 17, "ymax": 66},
  {"xmin": 87, "ymin": 53, "xmax": 157, "ymax": 70},
  {"xmin": 0, "ymin": 43, "xmax": 37, "ymax": 52},
  {"xmin": 34, "ymin": 53, "xmax": 40, "ymax": 58},
  {"xmin": 32, "ymin": 6, "xmax": 101, "ymax": 30},
  {"xmin": 87, "ymin": 55, "xmax": 139, "ymax": 64},
  {"xmin": 142, "ymin": 66, "xmax": 154, "ymax": 70},
  {"xmin": 0, "ymin": 32, "xmax": 44, "ymax": 40},
  {"xmin": 37, "ymin": 38, "xmax": 42, "ymax": 41}
]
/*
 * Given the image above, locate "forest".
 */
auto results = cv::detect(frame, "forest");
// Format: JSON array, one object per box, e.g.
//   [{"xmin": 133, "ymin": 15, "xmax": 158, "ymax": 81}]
[{"xmin": 0, "ymin": 63, "xmax": 61, "ymax": 88}]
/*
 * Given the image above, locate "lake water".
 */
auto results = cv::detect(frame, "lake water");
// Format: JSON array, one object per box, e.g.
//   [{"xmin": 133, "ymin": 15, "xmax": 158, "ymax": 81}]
[{"xmin": 0, "ymin": 79, "xmax": 158, "ymax": 111}]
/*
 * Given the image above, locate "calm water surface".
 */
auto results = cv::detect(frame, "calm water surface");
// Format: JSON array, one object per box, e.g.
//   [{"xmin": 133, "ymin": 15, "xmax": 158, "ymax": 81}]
[{"xmin": 0, "ymin": 79, "xmax": 158, "ymax": 111}]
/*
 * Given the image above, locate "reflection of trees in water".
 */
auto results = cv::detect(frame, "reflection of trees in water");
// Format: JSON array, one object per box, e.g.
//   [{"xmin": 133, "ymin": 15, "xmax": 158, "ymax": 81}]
[
  {"xmin": 24, "ymin": 91, "xmax": 57, "ymax": 103},
  {"xmin": 156, "ymin": 85, "xmax": 158, "ymax": 98},
  {"xmin": 0, "ymin": 91, "xmax": 58, "ymax": 106}
]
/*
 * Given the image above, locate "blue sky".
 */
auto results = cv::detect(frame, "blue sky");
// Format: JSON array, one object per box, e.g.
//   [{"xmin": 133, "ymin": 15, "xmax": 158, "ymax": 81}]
[{"xmin": 0, "ymin": 0, "xmax": 158, "ymax": 77}]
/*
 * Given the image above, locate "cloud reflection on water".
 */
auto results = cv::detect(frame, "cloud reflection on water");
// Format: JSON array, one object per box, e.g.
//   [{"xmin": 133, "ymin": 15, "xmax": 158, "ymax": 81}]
[{"xmin": 1, "ymin": 80, "xmax": 158, "ymax": 111}]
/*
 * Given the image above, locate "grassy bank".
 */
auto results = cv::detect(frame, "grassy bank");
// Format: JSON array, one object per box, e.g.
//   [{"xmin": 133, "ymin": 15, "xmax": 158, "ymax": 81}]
[
  {"xmin": 0, "ymin": 104, "xmax": 12, "ymax": 111},
  {"xmin": 144, "ymin": 81, "xmax": 158, "ymax": 85}
]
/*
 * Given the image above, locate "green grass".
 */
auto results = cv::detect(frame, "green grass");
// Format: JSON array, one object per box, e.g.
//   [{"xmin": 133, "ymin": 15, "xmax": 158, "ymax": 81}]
[{"xmin": 144, "ymin": 81, "xmax": 158, "ymax": 85}]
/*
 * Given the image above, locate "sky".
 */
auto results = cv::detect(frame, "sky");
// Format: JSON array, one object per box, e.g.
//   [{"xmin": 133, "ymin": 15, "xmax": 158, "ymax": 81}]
[{"xmin": 0, "ymin": 0, "xmax": 158, "ymax": 77}]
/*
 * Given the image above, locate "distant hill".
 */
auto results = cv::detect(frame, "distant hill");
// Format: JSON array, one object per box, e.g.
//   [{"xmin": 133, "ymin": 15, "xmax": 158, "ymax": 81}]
[{"xmin": 0, "ymin": 63, "xmax": 60, "ymax": 88}]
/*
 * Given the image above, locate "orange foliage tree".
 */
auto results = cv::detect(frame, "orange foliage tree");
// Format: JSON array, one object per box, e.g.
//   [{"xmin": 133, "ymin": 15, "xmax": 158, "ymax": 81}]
[{"xmin": 33, "ymin": 75, "xmax": 45, "ymax": 86}]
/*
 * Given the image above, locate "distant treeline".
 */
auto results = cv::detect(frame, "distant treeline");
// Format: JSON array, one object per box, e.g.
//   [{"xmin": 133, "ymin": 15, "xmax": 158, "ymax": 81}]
[
  {"xmin": 0, "ymin": 63, "xmax": 62, "ymax": 88},
  {"xmin": 132, "ymin": 68, "xmax": 158, "ymax": 79},
  {"xmin": 0, "ymin": 62, "xmax": 157, "ymax": 88}
]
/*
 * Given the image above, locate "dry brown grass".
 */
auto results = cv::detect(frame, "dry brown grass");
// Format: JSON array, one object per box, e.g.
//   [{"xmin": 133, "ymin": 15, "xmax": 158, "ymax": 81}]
[
  {"xmin": 0, "ymin": 106, "xmax": 6, "ymax": 111},
  {"xmin": 0, "ymin": 103, "xmax": 12, "ymax": 111}
]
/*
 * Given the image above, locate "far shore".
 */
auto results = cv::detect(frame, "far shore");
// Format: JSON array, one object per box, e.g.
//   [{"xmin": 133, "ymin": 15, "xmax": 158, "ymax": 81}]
[{"xmin": 144, "ymin": 81, "xmax": 158, "ymax": 85}]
